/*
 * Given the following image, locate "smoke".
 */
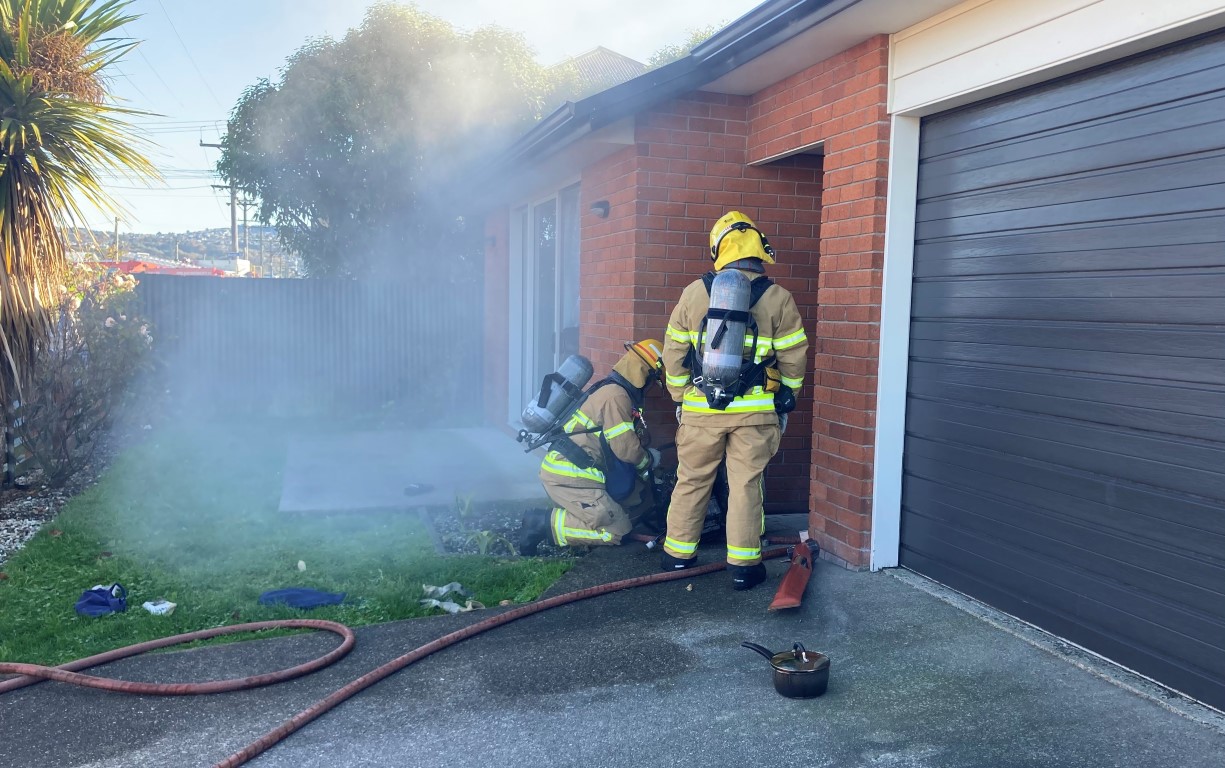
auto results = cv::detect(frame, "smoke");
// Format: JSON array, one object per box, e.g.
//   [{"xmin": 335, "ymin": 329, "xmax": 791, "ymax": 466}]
[{"xmin": 90, "ymin": 2, "xmax": 580, "ymax": 582}]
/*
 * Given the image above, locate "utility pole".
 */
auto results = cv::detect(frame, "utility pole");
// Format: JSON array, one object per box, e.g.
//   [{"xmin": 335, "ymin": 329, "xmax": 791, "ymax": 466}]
[
  {"xmin": 113, "ymin": 217, "xmax": 120, "ymax": 262},
  {"xmin": 200, "ymin": 139, "xmax": 238, "ymax": 255},
  {"xmin": 236, "ymin": 196, "xmax": 257, "ymax": 271}
]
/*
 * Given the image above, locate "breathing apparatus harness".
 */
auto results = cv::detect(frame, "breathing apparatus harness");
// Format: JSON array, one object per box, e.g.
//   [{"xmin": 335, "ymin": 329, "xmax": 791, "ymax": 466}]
[
  {"xmin": 517, "ymin": 354, "xmax": 655, "ymax": 474},
  {"xmin": 688, "ymin": 220, "xmax": 795, "ymax": 413},
  {"xmin": 687, "ymin": 271, "xmax": 780, "ymax": 409}
]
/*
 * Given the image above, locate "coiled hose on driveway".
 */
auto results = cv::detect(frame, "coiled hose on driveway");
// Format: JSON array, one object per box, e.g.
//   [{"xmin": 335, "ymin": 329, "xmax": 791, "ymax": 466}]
[{"xmin": 0, "ymin": 541, "xmax": 796, "ymax": 767}]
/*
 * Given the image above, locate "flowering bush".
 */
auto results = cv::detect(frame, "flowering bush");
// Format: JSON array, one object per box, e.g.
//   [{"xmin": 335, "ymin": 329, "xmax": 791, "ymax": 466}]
[{"xmin": 15, "ymin": 266, "xmax": 153, "ymax": 487}]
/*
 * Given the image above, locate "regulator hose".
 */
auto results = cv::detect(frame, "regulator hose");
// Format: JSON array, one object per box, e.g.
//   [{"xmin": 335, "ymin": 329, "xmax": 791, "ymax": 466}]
[{"xmin": 0, "ymin": 547, "xmax": 795, "ymax": 767}]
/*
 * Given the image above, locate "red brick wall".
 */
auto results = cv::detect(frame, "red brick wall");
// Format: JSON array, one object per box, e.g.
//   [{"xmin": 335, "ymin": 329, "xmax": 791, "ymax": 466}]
[
  {"xmin": 486, "ymin": 35, "xmax": 891, "ymax": 565},
  {"xmin": 574, "ymin": 93, "xmax": 823, "ymax": 512},
  {"xmin": 578, "ymin": 145, "xmax": 642, "ymax": 373},
  {"xmin": 748, "ymin": 35, "xmax": 890, "ymax": 568},
  {"xmin": 483, "ymin": 209, "xmax": 510, "ymax": 426}
]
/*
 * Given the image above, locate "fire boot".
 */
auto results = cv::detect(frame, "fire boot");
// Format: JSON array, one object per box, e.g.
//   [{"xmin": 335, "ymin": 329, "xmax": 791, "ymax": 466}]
[
  {"xmin": 661, "ymin": 552, "xmax": 696, "ymax": 571},
  {"xmin": 518, "ymin": 509, "xmax": 552, "ymax": 556},
  {"xmin": 730, "ymin": 562, "xmax": 767, "ymax": 591}
]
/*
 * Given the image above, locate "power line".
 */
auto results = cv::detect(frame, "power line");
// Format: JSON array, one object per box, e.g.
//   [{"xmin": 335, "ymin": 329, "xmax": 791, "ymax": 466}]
[
  {"xmin": 135, "ymin": 44, "xmax": 187, "ymax": 110},
  {"xmin": 156, "ymin": 0, "xmax": 224, "ymax": 111}
]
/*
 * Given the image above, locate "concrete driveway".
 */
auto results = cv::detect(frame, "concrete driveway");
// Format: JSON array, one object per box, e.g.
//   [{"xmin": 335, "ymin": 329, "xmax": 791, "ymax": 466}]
[{"xmin": 2, "ymin": 521, "xmax": 1223, "ymax": 767}]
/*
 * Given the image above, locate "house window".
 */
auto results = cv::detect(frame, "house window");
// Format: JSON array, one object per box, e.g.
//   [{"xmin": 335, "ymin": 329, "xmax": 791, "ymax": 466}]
[{"xmin": 508, "ymin": 182, "xmax": 582, "ymax": 424}]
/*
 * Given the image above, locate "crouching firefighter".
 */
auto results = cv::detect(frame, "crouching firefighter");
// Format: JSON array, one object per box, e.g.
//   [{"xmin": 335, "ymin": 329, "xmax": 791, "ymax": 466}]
[
  {"xmin": 518, "ymin": 340, "xmax": 666, "ymax": 555},
  {"xmin": 660, "ymin": 211, "xmax": 808, "ymax": 590}
]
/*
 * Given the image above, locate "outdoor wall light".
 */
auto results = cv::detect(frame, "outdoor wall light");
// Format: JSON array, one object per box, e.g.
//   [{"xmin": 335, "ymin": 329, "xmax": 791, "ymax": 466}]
[{"xmin": 590, "ymin": 200, "xmax": 610, "ymax": 218}]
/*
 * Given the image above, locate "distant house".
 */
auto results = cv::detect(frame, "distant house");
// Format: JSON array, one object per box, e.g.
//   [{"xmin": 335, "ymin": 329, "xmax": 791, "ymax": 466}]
[
  {"xmin": 481, "ymin": 0, "xmax": 1225, "ymax": 713},
  {"xmin": 555, "ymin": 46, "xmax": 648, "ymax": 94}
]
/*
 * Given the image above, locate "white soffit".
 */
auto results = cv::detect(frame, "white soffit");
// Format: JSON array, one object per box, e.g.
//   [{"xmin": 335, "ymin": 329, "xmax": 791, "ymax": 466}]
[
  {"xmin": 890, "ymin": 0, "xmax": 1225, "ymax": 115},
  {"xmin": 513, "ymin": 117, "xmax": 634, "ymax": 204},
  {"xmin": 701, "ymin": 0, "xmax": 964, "ymax": 95}
]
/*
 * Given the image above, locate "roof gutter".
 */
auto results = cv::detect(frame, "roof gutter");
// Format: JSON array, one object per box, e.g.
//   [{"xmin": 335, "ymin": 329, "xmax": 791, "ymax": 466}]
[{"xmin": 501, "ymin": 0, "xmax": 854, "ymax": 166}]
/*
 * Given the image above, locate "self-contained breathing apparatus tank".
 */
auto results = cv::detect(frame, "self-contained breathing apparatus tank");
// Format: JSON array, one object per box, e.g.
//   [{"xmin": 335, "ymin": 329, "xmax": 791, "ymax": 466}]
[
  {"xmin": 520, "ymin": 354, "xmax": 594, "ymax": 435},
  {"xmin": 516, "ymin": 354, "xmax": 601, "ymax": 471},
  {"xmin": 698, "ymin": 269, "xmax": 752, "ymax": 410}
]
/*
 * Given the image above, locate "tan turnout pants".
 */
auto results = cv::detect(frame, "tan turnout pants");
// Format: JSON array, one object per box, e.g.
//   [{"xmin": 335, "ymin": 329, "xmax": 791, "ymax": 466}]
[
  {"xmin": 543, "ymin": 480, "xmax": 652, "ymax": 547},
  {"xmin": 664, "ymin": 422, "xmax": 781, "ymax": 565}
]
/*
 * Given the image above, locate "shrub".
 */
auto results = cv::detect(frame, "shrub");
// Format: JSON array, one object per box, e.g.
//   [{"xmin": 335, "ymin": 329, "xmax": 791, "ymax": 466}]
[{"xmin": 15, "ymin": 266, "xmax": 153, "ymax": 486}]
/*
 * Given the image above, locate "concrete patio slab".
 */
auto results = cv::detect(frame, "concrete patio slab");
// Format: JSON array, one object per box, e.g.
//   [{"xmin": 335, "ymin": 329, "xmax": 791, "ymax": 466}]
[{"xmin": 279, "ymin": 428, "xmax": 547, "ymax": 513}]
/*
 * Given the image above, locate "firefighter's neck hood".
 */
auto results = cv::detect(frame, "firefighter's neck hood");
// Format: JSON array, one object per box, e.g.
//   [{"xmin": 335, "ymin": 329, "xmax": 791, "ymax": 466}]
[{"xmin": 612, "ymin": 350, "xmax": 654, "ymax": 391}]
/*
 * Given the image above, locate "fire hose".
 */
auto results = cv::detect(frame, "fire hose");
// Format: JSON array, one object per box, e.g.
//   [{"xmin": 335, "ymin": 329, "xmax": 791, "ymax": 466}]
[{"xmin": 0, "ymin": 539, "xmax": 801, "ymax": 768}]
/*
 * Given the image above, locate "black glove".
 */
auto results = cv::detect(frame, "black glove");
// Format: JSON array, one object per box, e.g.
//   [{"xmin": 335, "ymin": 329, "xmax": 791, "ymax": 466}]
[{"xmin": 774, "ymin": 385, "xmax": 796, "ymax": 415}]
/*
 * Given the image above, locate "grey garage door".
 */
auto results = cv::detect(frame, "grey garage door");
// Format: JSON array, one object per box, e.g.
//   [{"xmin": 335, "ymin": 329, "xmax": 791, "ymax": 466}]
[{"xmin": 902, "ymin": 30, "xmax": 1225, "ymax": 710}]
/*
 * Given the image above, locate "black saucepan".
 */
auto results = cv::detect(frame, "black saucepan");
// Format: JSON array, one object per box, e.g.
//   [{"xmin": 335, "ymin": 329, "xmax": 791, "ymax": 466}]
[{"xmin": 741, "ymin": 641, "xmax": 830, "ymax": 699}]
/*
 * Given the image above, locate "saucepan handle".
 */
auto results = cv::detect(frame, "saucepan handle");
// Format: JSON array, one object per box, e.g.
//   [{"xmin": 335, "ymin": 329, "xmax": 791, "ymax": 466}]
[{"xmin": 740, "ymin": 641, "xmax": 777, "ymax": 662}]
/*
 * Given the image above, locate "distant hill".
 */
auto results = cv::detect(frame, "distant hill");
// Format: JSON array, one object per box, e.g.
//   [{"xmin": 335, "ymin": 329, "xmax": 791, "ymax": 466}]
[{"xmin": 66, "ymin": 227, "xmax": 297, "ymax": 273}]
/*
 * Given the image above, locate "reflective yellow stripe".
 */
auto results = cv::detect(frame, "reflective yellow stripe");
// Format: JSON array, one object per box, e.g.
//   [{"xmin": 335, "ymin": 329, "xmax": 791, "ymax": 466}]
[
  {"xmin": 563, "ymin": 525, "xmax": 614, "ymax": 543},
  {"xmin": 780, "ymin": 374, "xmax": 803, "ymax": 389},
  {"xmin": 773, "ymin": 328, "xmax": 807, "ymax": 350},
  {"xmin": 665, "ymin": 537, "xmax": 698, "ymax": 554},
  {"xmin": 567, "ymin": 409, "xmax": 596, "ymax": 430},
  {"xmin": 666, "ymin": 373, "xmax": 690, "ymax": 387},
  {"xmin": 553, "ymin": 509, "xmax": 567, "ymax": 546},
  {"xmin": 636, "ymin": 454, "xmax": 650, "ymax": 470},
  {"xmin": 666, "ymin": 324, "xmax": 691, "ymax": 343},
  {"xmin": 681, "ymin": 387, "xmax": 776, "ymax": 414},
  {"xmin": 603, "ymin": 421, "xmax": 634, "ymax": 439},
  {"xmin": 727, "ymin": 544, "xmax": 761, "ymax": 560},
  {"xmin": 541, "ymin": 453, "xmax": 605, "ymax": 483}
]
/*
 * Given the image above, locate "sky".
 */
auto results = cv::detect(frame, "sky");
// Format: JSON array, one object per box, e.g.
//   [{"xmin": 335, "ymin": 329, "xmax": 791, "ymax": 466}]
[{"xmin": 93, "ymin": 0, "xmax": 762, "ymax": 235}]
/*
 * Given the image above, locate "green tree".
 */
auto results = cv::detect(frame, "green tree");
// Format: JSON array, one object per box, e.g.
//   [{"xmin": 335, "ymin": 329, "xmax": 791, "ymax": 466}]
[
  {"xmin": 647, "ymin": 24, "xmax": 724, "ymax": 69},
  {"xmin": 219, "ymin": 2, "xmax": 578, "ymax": 278},
  {"xmin": 0, "ymin": 0, "xmax": 155, "ymax": 412}
]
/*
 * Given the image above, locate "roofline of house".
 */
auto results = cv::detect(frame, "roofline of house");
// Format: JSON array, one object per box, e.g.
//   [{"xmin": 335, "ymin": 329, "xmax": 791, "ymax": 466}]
[{"xmin": 499, "ymin": 0, "xmax": 852, "ymax": 166}]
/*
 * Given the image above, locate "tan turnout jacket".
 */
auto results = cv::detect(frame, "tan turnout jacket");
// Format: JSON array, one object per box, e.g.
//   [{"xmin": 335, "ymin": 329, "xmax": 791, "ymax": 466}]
[{"xmin": 663, "ymin": 269, "xmax": 808, "ymax": 425}]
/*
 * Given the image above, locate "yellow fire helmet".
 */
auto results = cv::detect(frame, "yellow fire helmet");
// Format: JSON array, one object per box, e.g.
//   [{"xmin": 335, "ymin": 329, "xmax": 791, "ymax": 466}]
[
  {"xmin": 618, "ymin": 339, "xmax": 665, "ymax": 389},
  {"xmin": 709, "ymin": 210, "xmax": 776, "ymax": 271}
]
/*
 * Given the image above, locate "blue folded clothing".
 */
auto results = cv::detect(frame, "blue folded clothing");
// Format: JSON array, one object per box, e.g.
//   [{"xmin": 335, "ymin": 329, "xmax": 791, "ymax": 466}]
[
  {"xmin": 258, "ymin": 587, "xmax": 346, "ymax": 610},
  {"xmin": 75, "ymin": 583, "xmax": 127, "ymax": 617}
]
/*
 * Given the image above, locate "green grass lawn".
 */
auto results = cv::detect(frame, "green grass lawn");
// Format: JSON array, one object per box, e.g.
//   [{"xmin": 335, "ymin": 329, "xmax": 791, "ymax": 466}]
[{"xmin": 0, "ymin": 422, "xmax": 570, "ymax": 667}]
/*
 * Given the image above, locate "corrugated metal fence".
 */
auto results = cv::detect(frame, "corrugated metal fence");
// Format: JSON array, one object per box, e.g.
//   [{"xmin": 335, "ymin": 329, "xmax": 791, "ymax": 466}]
[
  {"xmin": 136, "ymin": 275, "xmax": 483, "ymax": 421},
  {"xmin": 2, "ymin": 404, "xmax": 32, "ymax": 485}
]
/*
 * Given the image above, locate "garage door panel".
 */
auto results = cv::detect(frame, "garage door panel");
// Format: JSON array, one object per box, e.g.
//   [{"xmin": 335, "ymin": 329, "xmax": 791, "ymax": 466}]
[
  {"xmin": 919, "ymin": 98, "xmax": 1225, "ymax": 200},
  {"xmin": 918, "ymin": 150, "xmax": 1225, "ymax": 222},
  {"xmin": 904, "ymin": 443, "xmax": 1225, "ymax": 558},
  {"xmin": 916, "ymin": 184, "xmax": 1225, "ymax": 240},
  {"xmin": 907, "ymin": 339, "xmax": 1225, "ymax": 385},
  {"xmin": 901, "ymin": 513, "xmax": 1225, "ymax": 678},
  {"xmin": 908, "ymin": 375, "xmax": 1225, "ymax": 443},
  {"xmin": 904, "ymin": 475, "xmax": 1225, "ymax": 612},
  {"xmin": 914, "ymin": 272, "xmax": 1225, "ymax": 301},
  {"xmin": 911, "ymin": 321, "xmax": 1225, "ymax": 361},
  {"xmin": 915, "ymin": 215, "xmax": 1225, "ymax": 268},
  {"xmin": 905, "ymin": 402, "xmax": 1225, "ymax": 501},
  {"xmin": 898, "ymin": 547, "xmax": 1225, "ymax": 708},
  {"xmin": 919, "ymin": 36, "xmax": 1225, "ymax": 157},
  {"xmin": 915, "ymin": 242, "xmax": 1225, "ymax": 279},
  {"xmin": 911, "ymin": 295, "xmax": 1225, "ymax": 325},
  {"xmin": 909, "ymin": 357, "xmax": 1225, "ymax": 424}
]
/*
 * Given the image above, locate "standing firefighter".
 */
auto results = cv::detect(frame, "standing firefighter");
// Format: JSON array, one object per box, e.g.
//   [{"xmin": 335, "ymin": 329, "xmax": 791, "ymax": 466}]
[
  {"xmin": 519, "ymin": 340, "xmax": 666, "ymax": 555},
  {"xmin": 661, "ymin": 211, "xmax": 808, "ymax": 590}
]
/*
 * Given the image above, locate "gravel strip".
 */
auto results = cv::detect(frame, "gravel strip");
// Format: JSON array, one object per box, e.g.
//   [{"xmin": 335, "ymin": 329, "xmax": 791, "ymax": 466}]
[{"xmin": 0, "ymin": 435, "xmax": 116, "ymax": 569}]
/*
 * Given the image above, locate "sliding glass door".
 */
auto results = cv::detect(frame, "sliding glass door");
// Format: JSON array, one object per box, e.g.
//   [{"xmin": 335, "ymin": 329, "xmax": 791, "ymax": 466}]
[{"xmin": 509, "ymin": 183, "xmax": 582, "ymax": 424}]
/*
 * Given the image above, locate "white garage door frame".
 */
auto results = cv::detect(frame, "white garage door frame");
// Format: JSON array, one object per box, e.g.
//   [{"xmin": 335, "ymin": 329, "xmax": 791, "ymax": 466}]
[{"xmin": 869, "ymin": 0, "xmax": 1225, "ymax": 571}]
